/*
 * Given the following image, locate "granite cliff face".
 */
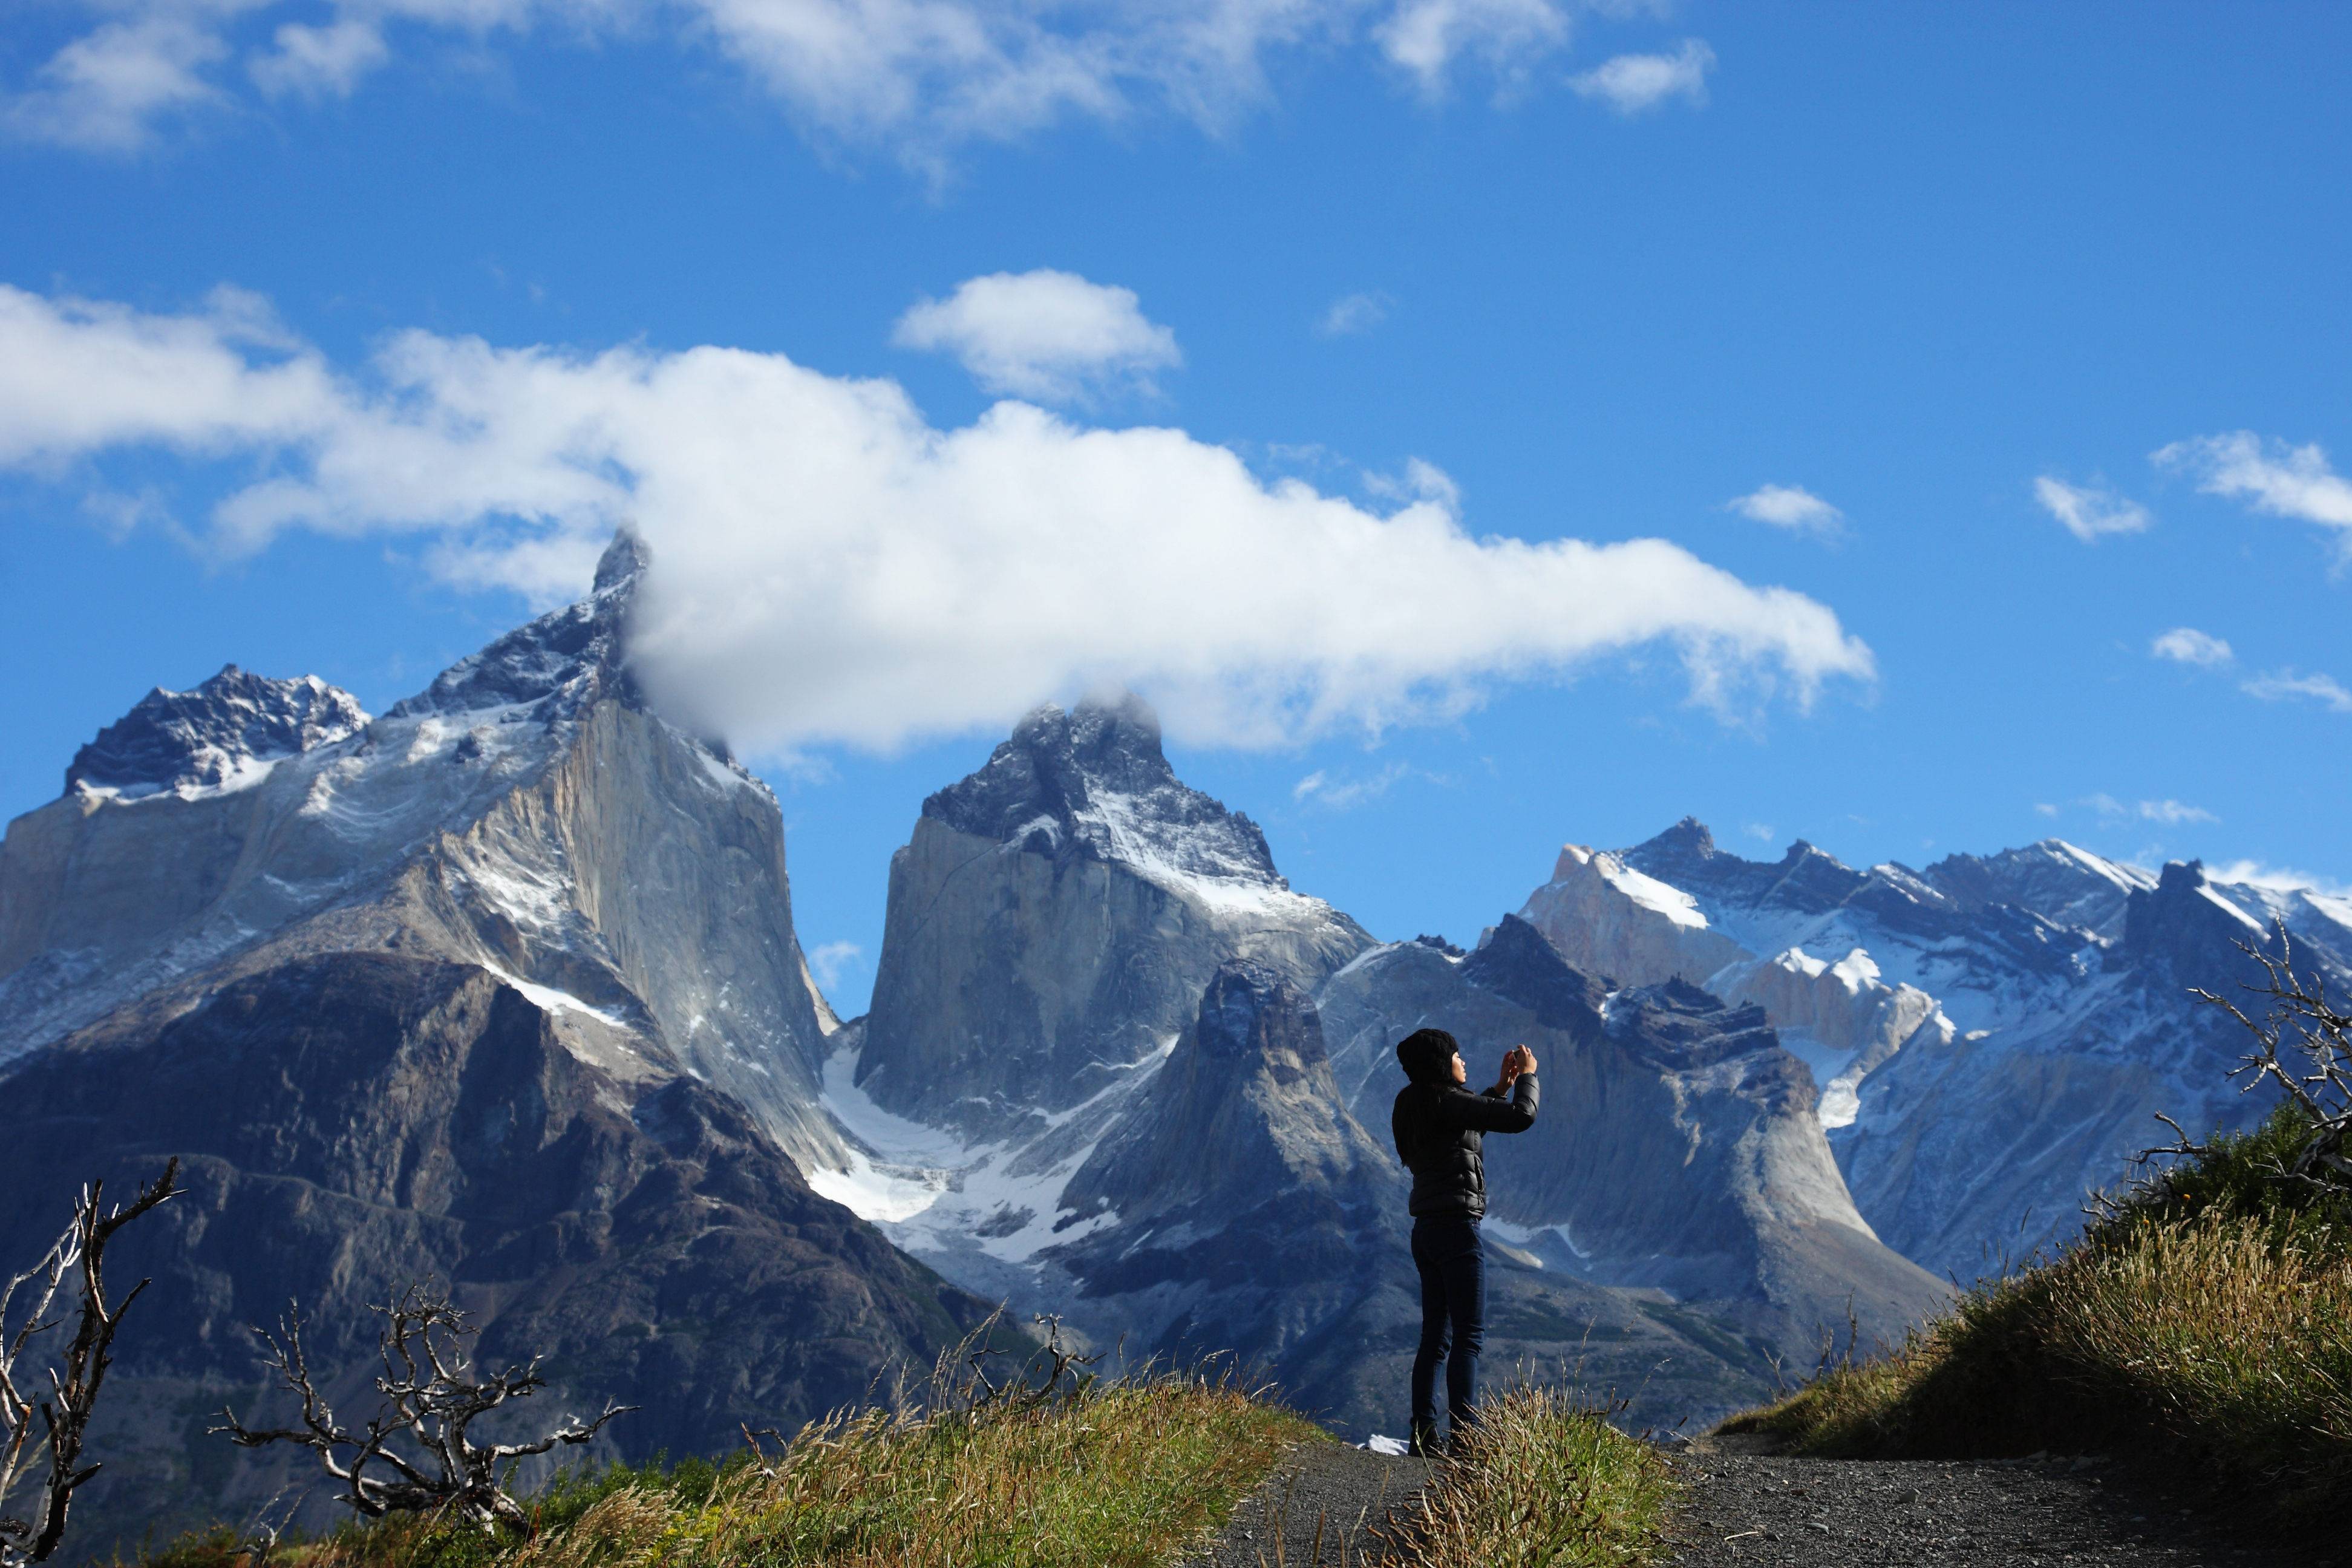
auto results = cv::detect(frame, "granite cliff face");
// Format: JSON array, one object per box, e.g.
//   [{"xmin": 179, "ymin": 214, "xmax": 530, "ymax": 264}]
[
  {"xmin": 855, "ymin": 691, "xmax": 1374, "ymax": 1135},
  {"xmin": 0, "ymin": 535, "xmax": 988, "ymax": 1551},
  {"xmin": 1514, "ymin": 819, "xmax": 2352, "ymax": 1278}
]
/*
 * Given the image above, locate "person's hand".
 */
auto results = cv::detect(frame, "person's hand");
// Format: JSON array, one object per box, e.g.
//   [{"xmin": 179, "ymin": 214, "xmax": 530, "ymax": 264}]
[{"xmin": 1514, "ymin": 1045, "xmax": 1538, "ymax": 1077}]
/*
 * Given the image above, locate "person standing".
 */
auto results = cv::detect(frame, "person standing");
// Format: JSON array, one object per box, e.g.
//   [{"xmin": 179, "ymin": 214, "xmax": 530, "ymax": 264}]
[{"xmin": 1390, "ymin": 1027, "xmax": 1539, "ymax": 1457}]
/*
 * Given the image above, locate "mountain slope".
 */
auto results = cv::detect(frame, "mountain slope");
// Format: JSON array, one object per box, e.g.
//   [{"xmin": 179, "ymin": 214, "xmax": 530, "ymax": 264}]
[{"xmin": 0, "ymin": 534, "xmax": 990, "ymax": 1552}]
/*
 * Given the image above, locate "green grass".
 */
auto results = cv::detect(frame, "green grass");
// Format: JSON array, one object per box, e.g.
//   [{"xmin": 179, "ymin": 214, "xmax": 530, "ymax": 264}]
[
  {"xmin": 137, "ymin": 1354, "xmax": 1317, "ymax": 1568},
  {"xmin": 1383, "ymin": 1383, "xmax": 1679, "ymax": 1567},
  {"xmin": 1724, "ymin": 1104, "xmax": 2352, "ymax": 1519}
]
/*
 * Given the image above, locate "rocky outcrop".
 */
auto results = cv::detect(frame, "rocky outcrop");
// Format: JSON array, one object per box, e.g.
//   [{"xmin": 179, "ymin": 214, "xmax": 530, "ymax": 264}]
[{"xmin": 854, "ymin": 691, "xmax": 1373, "ymax": 1135}]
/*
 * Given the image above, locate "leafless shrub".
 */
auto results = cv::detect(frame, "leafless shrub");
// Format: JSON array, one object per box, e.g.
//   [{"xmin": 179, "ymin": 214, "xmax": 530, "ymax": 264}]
[
  {"xmin": 2117, "ymin": 919, "xmax": 2352, "ymax": 1202},
  {"xmin": 212, "ymin": 1281, "xmax": 633, "ymax": 1535},
  {"xmin": 0, "ymin": 1158, "xmax": 182, "ymax": 1567}
]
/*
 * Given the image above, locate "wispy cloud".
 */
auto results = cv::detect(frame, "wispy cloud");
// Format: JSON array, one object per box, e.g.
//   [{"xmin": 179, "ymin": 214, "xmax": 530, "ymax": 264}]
[
  {"xmin": 893, "ymin": 270, "xmax": 1179, "ymax": 403},
  {"xmin": 1741, "ymin": 821, "xmax": 1774, "ymax": 843},
  {"xmin": 2241, "ymin": 668, "xmax": 2352, "ymax": 713},
  {"xmin": 1293, "ymin": 762, "xmax": 1423, "ymax": 809},
  {"xmin": 0, "ymin": 281, "xmax": 1880, "ymax": 756},
  {"xmin": 5, "ymin": 14, "xmax": 228, "ymax": 152},
  {"xmin": 806, "ymin": 940, "xmax": 864, "ymax": 991},
  {"xmin": 2150, "ymin": 627, "xmax": 2233, "ymax": 668},
  {"xmin": 1318, "ymin": 292, "xmax": 1393, "ymax": 337},
  {"xmin": 2153, "ymin": 431, "xmax": 2352, "ymax": 558},
  {"xmin": 1569, "ymin": 38, "xmax": 1713, "ymax": 114},
  {"xmin": 249, "ymin": 17, "xmax": 390, "ymax": 100},
  {"xmin": 1726, "ymin": 483, "xmax": 1842, "ymax": 538},
  {"xmin": 7, "ymin": 0, "xmax": 1659, "ymax": 168},
  {"xmin": 2033, "ymin": 802, "xmax": 2058, "ymax": 818},
  {"xmin": 2034, "ymin": 476, "xmax": 2150, "ymax": 543},
  {"xmin": 2085, "ymin": 794, "xmax": 2217, "ymax": 826},
  {"xmin": 2207, "ymin": 860, "xmax": 2352, "ymax": 901},
  {"xmin": 1377, "ymin": 0, "xmax": 1572, "ymax": 96}
]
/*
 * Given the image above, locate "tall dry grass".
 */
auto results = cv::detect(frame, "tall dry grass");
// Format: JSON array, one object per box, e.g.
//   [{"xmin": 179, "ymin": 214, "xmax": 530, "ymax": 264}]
[
  {"xmin": 1382, "ymin": 1385, "xmax": 1677, "ymax": 1568},
  {"xmin": 146, "ymin": 1334, "xmax": 1314, "ymax": 1568},
  {"xmin": 1729, "ymin": 1105, "xmax": 2352, "ymax": 1518}
]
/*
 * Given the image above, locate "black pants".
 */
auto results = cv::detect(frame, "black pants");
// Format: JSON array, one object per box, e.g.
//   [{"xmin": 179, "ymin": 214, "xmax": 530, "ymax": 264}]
[{"xmin": 1410, "ymin": 1215, "xmax": 1485, "ymax": 1442}]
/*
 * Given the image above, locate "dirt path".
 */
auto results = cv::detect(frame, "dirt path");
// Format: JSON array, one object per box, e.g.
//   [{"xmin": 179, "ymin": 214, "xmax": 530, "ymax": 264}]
[
  {"xmin": 1183, "ymin": 1440, "xmax": 1432, "ymax": 1566},
  {"xmin": 1661, "ymin": 1436, "xmax": 2334, "ymax": 1567}
]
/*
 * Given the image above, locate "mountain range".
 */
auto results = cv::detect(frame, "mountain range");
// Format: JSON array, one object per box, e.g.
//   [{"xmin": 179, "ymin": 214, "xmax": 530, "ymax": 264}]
[{"xmin": 2, "ymin": 531, "xmax": 2323, "ymax": 1552}]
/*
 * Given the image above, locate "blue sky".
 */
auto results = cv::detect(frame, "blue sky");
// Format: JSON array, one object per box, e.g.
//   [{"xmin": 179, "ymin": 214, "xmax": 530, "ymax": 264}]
[{"xmin": 4, "ymin": 3, "xmax": 2349, "ymax": 1013}]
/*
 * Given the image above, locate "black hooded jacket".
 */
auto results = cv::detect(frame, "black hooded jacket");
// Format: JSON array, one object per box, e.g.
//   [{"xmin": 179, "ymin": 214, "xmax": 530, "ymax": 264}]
[{"xmin": 1391, "ymin": 1075, "xmax": 1539, "ymax": 1220}]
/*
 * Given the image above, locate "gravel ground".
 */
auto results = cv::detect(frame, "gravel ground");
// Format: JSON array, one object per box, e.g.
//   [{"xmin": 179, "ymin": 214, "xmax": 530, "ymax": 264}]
[
  {"xmin": 1661, "ymin": 1435, "xmax": 2337, "ymax": 1567},
  {"xmin": 1183, "ymin": 1440, "xmax": 1432, "ymax": 1566}
]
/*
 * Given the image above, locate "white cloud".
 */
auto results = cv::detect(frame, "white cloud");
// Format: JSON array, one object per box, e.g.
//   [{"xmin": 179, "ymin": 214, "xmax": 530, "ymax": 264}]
[
  {"xmin": 2033, "ymin": 475, "xmax": 2150, "ymax": 543},
  {"xmin": 806, "ymin": 939, "xmax": 864, "ymax": 991},
  {"xmin": 1318, "ymin": 292, "xmax": 1391, "ymax": 337},
  {"xmin": 249, "ymin": 16, "xmax": 390, "ymax": 99},
  {"xmin": 1377, "ymin": 0, "xmax": 1571, "ymax": 95},
  {"xmin": 2149, "ymin": 627, "xmax": 2232, "ymax": 668},
  {"xmin": 1293, "ymin": 762, "xmax": 1416, "ymax": 809},
  {"xmin": 1568, "ymin": 38, "xmax": 1713, "ymax": 114},
  {"xmin": 2206, "ymin": 861, "xmax": 2352, "ymax": 901},
  {"xmin": 2242, "ymin": 668, "xmax": 2352, "ymax": 713},
  {"xmin": 892, "ymin": 270, "xmax": 1179, "ymax": 403},
  {"xmin": 7, "ymin": 0, "xmax": 1636, "ymax": 166},
  {"xmin": 1742, "ymin": 822, "xmax": 1773, "ymax": 843},
  {"xmin": 2033, "ymin": 802, "xmax": 2058, "ymax": 818},
  {"xmin": 7, "ymin": 13, "xmax": 232, "ymax": 152},
  {"xmin": 1727, "ymin": 483, "xmax": 1842, "ymax": 537},
  {"xmin": 2154, "ymin": 431, "xmax": 2352, "ymax": 557},
  {"xmin": 0, "ymin": 281, "xmax": 1878, "ymax": 754},
  {"xmin": 2085, "ymin": 793, "xmax": 2217, "ymax": 826}
]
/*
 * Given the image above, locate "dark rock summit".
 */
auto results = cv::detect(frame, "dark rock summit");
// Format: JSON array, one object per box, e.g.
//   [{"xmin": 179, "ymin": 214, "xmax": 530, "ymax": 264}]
[
  {"xmin": 389, "ymin": 528, "xmax": 646, "ymax": 722},
  {"xmin": 66, "ymin": 665, "xmax": 369, "ymax": 797},
  {"xmin": 923, "ymin": 688, "xmax": 1282, "ymax": 885}
]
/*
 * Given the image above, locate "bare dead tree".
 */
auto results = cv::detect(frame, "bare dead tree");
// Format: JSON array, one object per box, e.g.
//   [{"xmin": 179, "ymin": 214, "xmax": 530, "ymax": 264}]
[
  {"xmin": 2105, "ymin": 919, "xmax": 2352, "ymax": 1217},
  {"xmin": 0, "ymin": 1158, "xmax": 183, "ymax": 1567},
  {"xmin": 2185, "ymin": 920, "xmax": 2352, "ymax": 1192},
  {"xmin": 212, "ymin": 1282, "xmax": 633, "ymax": 1535}
]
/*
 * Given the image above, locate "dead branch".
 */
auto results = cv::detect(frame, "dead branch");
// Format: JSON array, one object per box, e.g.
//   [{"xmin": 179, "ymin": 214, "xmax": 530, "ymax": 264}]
[
  {"xmin": 2186, "ymin": 920, "xmax": 2352, "ymax": 1193},
  {"xmin": 212, "ymin": 1282, "xmax": 633, "ymax": 1535},
  {"xmin": 0, "ymin": 1158, "xmax": 182, "ymax": 1567}
]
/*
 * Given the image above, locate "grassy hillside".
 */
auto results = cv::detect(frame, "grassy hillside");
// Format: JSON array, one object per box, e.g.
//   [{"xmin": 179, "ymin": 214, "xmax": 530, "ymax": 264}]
[{"xmin": 1725, "ymin": 1103, "xmax": 2352, "ymax": 1520}]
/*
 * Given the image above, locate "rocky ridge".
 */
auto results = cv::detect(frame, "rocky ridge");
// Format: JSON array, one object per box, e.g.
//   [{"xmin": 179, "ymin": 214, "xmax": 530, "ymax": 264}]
[{"xmin": 1515, "ymin": 818, "xmax": 2352, "ymax": 1278}]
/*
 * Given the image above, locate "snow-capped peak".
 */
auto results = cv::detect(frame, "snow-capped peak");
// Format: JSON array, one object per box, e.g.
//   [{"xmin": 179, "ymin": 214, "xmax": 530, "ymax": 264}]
[{"xmin": 66, "ymin": 665, "xmax": 370, "ymax": 802}]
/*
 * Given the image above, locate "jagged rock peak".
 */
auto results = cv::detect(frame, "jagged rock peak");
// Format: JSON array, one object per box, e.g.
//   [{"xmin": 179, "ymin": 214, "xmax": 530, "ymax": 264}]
[
  {"xmin": 389, "ymin": 527, "xmax": 647, "ymax": 722},
  {"xmin": 2122, "ymin": 858, "xmax": 2278, "ymax": 984},
  {"xmin": 1460, "ymin": 915, "xmax": 1611, "ymax": 1039},
  {"xmin": 66, "ymin": 665, "xmax": 370, "ymax": 799},
  {"xmin": 594, "ymin": 524, "xmax": 652, "ymax": 593},
  {"xmin": 924, "ymin": 687, "xmax": 1284, "ymax": 887},
  {"xmin": 1624, "ymin": 815, "xmax": 1719, "ymax": 876}
]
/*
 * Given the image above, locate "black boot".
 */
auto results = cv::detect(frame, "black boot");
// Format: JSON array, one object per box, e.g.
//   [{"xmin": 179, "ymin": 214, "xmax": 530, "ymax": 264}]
[{"xmin": 1407, "ymin": 1421, "xmax": 1442, "ymax": 1458}]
